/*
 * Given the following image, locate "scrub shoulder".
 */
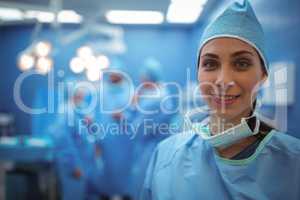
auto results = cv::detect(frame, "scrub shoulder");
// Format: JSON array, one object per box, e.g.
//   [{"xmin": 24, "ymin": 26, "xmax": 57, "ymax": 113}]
[
  {"xmin": 269, "ymin": 130, "xmax": 300, "ymax": 157},
  {"xmin": 152, "ymin": 130, "xmax": 300, "ymax": 170},
  {"xmin": 152, "ymin": 131, "xmax": 197, "ymax": 172}
]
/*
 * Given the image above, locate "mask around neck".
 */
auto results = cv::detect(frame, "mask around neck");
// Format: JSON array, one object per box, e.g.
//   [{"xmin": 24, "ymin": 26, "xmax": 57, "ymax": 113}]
[{"xmin": 184, "ymin": 106, "xmax": 260, "ymax": 149}]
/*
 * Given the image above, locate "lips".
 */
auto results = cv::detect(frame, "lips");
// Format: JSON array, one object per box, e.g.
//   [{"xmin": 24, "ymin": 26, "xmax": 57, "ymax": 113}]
[{"xmin": 211, "ymin": 94, "xmax": 240, "ymax": 106}]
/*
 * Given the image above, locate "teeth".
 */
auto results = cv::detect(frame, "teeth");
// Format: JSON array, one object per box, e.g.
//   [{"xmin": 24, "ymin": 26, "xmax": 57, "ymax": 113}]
[
  {"xmin": 221, "ymin": 97, "xmax": 233, "ymax": 100},
  {"xmin": 215, "ymin": 95, "xmax": 237, "ymax": 100}
]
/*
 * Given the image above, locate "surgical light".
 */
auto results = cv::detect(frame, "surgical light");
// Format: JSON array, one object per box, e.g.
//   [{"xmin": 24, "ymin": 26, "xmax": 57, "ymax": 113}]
[
  {"xmin": 25, "ymin": 10, "xmax": 82, "ymax": 24},
  {"xmin": 167, "ymin": 0, "xmax": 206, "ymax": 23},
  {"xmin": 77, "ymin": 46, "xmax": 93, "ymax": 60},
  {"xmin": 35, "ymin": 41, "xmax": 52, "ymax": 57},
  {"xmin": 106, "ymin": 10, "xmax": 164, "ymax": 24},
  {"xmin": 36, "ymin": 57, "xmax": 53, "ymax": 75},
  {"xmin": 57, "ymin": 10, "xmax": 82, "ymax": 24},
  {"xmin": 170, "ymin": 0, "xmax": 207, "ymax": 6},
  {"xmin": 17, "ymin": 40, "xmax": 54, "ymax": 73},
  {"xmin": 70, "ymin": 46, "xmax": 111, "ymax": 81},
  {"xmin": 97, "ymin": 55, "xmax": 110, "ymax": 70},
  {"xmin": 24, "ymin": 11, "xmax": 55, "ymax": 23},
  {"xmin": 86, "ymin": 67, "xmax": 102, "ymax": 82},
  {"xmin": 85, "ymin": 55, "xmax": 99, "ymax": 71},
  {"xmin": 0, "ymin": 8, "xmax": 23, "ymax": 21},
  {"xmin": 18, "ymin": 54, "xmax": 35, "ymax": 71},
  {"xmin": 70, "ymin": 57, "xmax": 86, "ymax": 73}
]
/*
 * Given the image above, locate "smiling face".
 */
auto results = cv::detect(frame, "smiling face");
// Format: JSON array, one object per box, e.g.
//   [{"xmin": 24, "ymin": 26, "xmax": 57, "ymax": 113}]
[{"xmin": 198, "ymin": 38, "xmax": 267, "ymax": 122}]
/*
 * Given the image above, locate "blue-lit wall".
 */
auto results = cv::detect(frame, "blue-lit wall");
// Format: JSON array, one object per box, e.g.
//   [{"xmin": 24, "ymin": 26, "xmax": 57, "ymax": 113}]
[
  {"xmin": 1, "ymin": 0, "xmax": 300, "ymax": 138},
  {"xmin": 123, "ymin": 26, "xmax": 195, "ymax": 84},
  {"xmin": 256, "ymin": 0, "xmax": 300, "ymax": 139},
  {"xmin": 0, "ymin": 24, "xmax": 194, "ymax": 135}
]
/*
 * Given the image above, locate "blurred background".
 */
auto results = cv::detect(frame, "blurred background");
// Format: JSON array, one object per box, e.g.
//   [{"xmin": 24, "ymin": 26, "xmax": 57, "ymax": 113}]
[{"xmin": 0, "ymin": 0, "xmax": 299, "ymax": 199}]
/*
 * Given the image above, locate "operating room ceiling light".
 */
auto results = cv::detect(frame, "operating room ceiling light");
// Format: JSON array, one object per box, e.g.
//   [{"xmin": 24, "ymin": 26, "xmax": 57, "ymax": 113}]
[
  {"xmin": 106, "ymin": 10, "xmax": 164, "ymax": 24},
  {"xmin": 70, "ymin": 57, "xmax": 86, "ymax": 74},
  {"xmin": 24, "ymin": 10, "xmax": 82, "ymax": 24},
  {"xmin": 85, "ymin": 55, "xmax": 99, "ymax": 71},
  {"xmin": 35, "ymin": 41, "xmax": 52, "ymax": 57},
  {"xmin": 167, "ymin": 0, "xmax": 207, "ymax": 23},
  {"xmin": 170, "ymin": 0, "xmax": 207, "ymax": 5},
  {"xmin": 0, "ymin": 8, "xmax": 24, "ymax": 21},
  {"xmin": 25, "ymin": 11, "xmax": 55, "ymax": 23},
  {"xmin": 17, "ymin": 40, "xmax": 54, "ymax": 75},
  {"xmin": 18, "ymin": 54, "xmax": 35, "ymax": 71},
  {"xmin": 77, "ymin": 46, "xmax": 93, "ymax": 60},
  {"xmin": 97, "ymin": 55, "xmax": 110, "ymax": 70},
  {"xmin": 57, "ymin": 10, "xmax": 83, "ymax": 24},
  {"xmin": 36, "ymin": 57, "xmax": 53, "ymax": 75},
  {"xmin": 0, "ymin": 8, "xmax": 82, "ymax": 24},
  {"xmin": 69, "ymin": 45, "xmax": 111, "ymax": 81},
  {"xmin": 86, "ymin": 67, "xmax": 102, "ymax": 82}
]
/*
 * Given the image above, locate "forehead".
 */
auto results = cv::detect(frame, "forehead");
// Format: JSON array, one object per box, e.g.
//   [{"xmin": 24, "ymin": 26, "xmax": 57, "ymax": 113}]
[{"xmin": 200, "ymin": 37, "xmax": 257, "ymax": 56}]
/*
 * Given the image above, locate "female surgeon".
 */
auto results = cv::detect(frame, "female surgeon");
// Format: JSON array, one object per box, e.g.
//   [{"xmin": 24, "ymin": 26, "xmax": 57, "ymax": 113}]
[{"xmin": 140, "ymin": 0, "xmax": 300, "ymax": 199}]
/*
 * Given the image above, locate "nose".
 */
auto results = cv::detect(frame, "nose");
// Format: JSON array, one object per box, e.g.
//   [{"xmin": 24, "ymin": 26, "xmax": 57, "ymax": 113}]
[{"xmin": 215, "ymin": 67, "xmax": 235, "ymax": 92}]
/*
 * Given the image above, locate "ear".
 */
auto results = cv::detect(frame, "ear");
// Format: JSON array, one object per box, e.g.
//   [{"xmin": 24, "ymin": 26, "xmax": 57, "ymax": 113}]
[
  {"xmin": 259, "ymin": 72, "xmax": 268, "ymax": 86},
  {"xmin": 252, "ymin": 72, "xmax": 267, "ymax": 96}
]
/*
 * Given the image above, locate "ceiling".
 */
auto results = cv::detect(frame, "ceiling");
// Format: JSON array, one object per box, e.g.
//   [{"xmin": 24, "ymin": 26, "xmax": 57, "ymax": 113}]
[{"xmin": 0, "ymin": 0, "xmax": 170, "ymax": 19}]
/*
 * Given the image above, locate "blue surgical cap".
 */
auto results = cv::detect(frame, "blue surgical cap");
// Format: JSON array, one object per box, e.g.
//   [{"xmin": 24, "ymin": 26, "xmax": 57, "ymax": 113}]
[
  {"xmin": 198, "ymin": 0, "xmax": 268, "ymax": 74},
  {"xmin": 140, "ymin": 57, "xmax": 162, "ymax": 82}
]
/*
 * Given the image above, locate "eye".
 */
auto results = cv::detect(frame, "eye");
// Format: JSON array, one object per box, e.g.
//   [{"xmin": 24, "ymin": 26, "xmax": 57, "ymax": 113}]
[
  {"xmin": 201, "ymin": 59, "xmax": 219, "ymax": 71},
  {"xmin": 234, "ymin": 58, "xmax": 252, "ymax": 70}
]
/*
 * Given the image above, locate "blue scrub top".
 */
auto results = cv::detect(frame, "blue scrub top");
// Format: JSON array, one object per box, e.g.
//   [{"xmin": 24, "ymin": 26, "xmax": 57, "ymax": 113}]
[{"xmin": 140, "ymin": 130, "xmax": 300, "ymax": 200}]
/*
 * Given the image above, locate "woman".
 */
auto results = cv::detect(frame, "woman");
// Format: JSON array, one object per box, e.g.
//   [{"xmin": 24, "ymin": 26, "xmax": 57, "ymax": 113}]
[{"xmin": 140, "ymin": 1, "xmax": 300, "ymax": 199}]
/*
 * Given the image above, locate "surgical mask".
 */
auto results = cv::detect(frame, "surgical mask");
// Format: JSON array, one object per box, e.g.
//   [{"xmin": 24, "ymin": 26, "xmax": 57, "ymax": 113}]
[{"xmin": 184, "ymin": 106, "xmax": 260, "ymax": 149}]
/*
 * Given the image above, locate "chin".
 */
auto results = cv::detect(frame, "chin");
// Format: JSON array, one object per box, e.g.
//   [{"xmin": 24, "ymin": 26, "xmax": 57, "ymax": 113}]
[
  {"xmin": 215, "ymin": 110, "xmax": 236, "ymax": 119},
  {"xmin": 209, "ymin": 104, "xmax": 243, "ymax": 120}
]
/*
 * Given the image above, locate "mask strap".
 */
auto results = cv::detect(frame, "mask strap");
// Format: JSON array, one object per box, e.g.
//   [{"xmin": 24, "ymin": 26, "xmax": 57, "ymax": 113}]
[
  {"xmin": 184, "ymin": 106, "xmax": 210, "ymax": 133},
  {"xmin": 185, "ymin": 105, "xmax": 261, "ymax": 136},
  {"xmin": 241, "ymin": 114, "xmax": 260, "ymax": 135}
]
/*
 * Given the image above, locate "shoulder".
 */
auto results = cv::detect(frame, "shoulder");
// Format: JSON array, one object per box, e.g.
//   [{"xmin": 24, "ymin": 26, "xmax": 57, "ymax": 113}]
[
  {"xmin": 153, "ymin": 130, "xmax": 197, "ymax": 171},
  {"xmin": 142, "ymin": 131, "xmax": 198, "ymax": 191},
  {"xmin": 268, "ymin": 130, "xmax": 300, "ymax": 157}
]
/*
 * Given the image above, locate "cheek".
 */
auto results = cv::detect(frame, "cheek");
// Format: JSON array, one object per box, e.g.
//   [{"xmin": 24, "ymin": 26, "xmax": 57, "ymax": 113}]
[
  {"xmin": 198, "ymin": 73, "xmax": 216, "ymax": 103},
  {"xmin": 241, "ymin": 66, "xmax": 265, "ymax": 93},
  {"xmin": 239, "ymin": 77, "xmax": 261, "ymax": 101},
  {"xmin": 199, "ymin": 83, "xmax": 213, "ymax": 95},
  {"xmin": 198, "ymin": 71, "xmax": 216, "ymax": 88}
]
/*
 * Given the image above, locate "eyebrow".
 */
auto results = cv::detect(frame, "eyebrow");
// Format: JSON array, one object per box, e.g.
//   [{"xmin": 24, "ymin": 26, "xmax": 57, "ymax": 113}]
[
  {"xmin": 200, "ymin": 53, "xmax": 219, "ymax": 59},
  {"xmin": 200, "ymin": 50, "xmax": 254, "ymax": 59},
  {"xmin": 231, "ymin": 50, "xmax": 254, "ymax": 57}
]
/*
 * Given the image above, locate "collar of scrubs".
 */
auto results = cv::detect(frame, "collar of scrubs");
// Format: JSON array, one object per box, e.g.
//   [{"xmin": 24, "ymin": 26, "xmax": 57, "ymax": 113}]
[
  {"xmin": 185, "ymin": 106, "xmax": 260, "ymax": 149},
  {"xmin": 214, "ymin": 130, "xmax": 275, "ymax": 165},
  {"xmin": 192, "ymin": 116, "xmax": 260, "ymax": 149},
  {"xmin": 181, "ymin": 127, "xmax": 276, "ymax": 166}
]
